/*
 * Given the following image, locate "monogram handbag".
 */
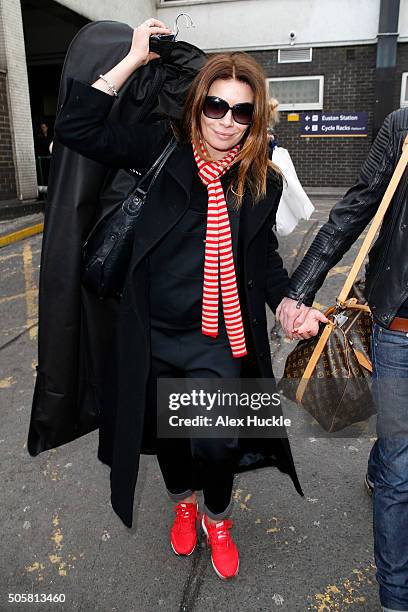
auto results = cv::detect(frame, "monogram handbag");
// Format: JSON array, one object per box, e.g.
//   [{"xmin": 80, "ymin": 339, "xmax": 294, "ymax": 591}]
[
  {"xmin": 81, "ymin": 137, "xmax": 177, "ymax": 299},
  {"xmin": 279, "ymin": 135, "xmax": 408, "ymax": 432}
]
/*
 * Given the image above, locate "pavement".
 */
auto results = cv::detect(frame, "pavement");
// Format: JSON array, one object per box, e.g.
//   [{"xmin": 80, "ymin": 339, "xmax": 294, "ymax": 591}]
[
  {"xmin": 0, "ymin": 197, "xmax": 44, "ymax": 222},
  {"xmin": 0, "ymin": 192, "xmax": 381, "ymax": 611}
]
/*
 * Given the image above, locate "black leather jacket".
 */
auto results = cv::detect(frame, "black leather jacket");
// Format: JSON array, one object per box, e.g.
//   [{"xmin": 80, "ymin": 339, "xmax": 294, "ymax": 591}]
[{"xmin": 287, "ymin": 107, "xmax": 408, "ymax": 328}]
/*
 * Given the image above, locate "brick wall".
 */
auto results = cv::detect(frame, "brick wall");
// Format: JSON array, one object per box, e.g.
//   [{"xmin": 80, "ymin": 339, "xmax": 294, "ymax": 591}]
[
  {"xmin": 247, "ymin": 44, "xmax": 380, "ymax": 188},
  {"xmin": 0, "ymin": 71, "xmax": 16, "ymax": 200}
]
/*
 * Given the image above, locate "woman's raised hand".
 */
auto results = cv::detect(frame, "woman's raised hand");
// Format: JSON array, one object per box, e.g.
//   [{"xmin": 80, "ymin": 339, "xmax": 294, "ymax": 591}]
[
  {"xmin": 91, "ymin": 18, "xmax": 172, "ymax": 95},
  {"xmin": 129, "ymin": 18, "xmax": 173, "ymax": 66}
]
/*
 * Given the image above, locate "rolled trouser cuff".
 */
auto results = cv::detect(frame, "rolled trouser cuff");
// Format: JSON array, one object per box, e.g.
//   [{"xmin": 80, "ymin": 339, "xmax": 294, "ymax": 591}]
[
  {"xmin": 166, "ymin": 488, "xmax": 194, "ymax": 502},
  {"xmin": 203, "ymin": 497, "xmax": 234, "ymax": 520}
]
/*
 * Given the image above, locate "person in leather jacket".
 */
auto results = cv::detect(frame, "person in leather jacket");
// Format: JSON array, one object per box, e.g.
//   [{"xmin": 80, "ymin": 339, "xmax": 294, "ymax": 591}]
[{"xmin": 276, "ymin": 107, "xmax": 408, "ymax": 612}]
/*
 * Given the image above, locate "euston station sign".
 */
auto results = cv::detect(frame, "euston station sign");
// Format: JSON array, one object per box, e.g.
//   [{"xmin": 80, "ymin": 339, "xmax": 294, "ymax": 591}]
[{"xmin": 300, "ymin": 112, "xmax": 368, "ymax": 137}]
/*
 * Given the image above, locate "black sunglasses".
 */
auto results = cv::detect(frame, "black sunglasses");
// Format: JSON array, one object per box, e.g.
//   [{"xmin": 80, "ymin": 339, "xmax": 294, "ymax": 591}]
[{"xmin": 202, "ymin": 96, "xmax": 254, "ymax": 125}]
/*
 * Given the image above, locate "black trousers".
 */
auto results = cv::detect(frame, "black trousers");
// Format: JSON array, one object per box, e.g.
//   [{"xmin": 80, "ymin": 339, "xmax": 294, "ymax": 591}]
[{"xmin": 146, "ymin": 324, "xmax": 242, "ymax": 519}]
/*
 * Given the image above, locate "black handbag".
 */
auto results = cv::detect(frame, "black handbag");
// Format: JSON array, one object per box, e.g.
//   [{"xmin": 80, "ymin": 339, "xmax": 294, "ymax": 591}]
[{"xmin": 81, "ymin": 136, "xmax": 177, "ymax": 299}]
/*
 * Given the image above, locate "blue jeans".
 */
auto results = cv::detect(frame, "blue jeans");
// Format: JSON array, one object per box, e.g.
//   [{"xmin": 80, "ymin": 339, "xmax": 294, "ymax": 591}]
[{"xmin": 368, "ymin": 323, "xmax": 408, "ymax": 610}]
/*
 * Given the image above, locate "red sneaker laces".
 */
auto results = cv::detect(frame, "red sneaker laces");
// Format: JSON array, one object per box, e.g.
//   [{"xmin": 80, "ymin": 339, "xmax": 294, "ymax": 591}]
[
  {"xmin": 173, "ymin": 503, "xmax": 200, "ymax": 532},
  {"xmin": 206, "ymin": 519, "xmax": 234, "ymax": 548}
]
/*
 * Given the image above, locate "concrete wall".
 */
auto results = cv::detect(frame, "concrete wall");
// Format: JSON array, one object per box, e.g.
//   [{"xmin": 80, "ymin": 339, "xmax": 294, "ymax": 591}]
[
  {"xmin": 157, "ymin": 0, "xmax": 384, "ymax": 51},
  {"xmin": 55, "ymin": 0, "xmax": 408, "ymax": 49},
  {"xmin": 0, "ymin": 0, "xmax": 37, "ymax": 200},
  {"xmin": 55, "ymin": 0, "xmax": 156, "ymax": 25},
  {"xmin": 0, "ymin": 70, "xmax": 17, "ymax": 199}
]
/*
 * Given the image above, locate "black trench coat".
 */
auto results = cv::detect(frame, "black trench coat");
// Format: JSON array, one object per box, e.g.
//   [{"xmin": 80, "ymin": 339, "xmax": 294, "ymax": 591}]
[{"xmin": 28, "ymin": 25, "xmax": 302, "ymax": 528}]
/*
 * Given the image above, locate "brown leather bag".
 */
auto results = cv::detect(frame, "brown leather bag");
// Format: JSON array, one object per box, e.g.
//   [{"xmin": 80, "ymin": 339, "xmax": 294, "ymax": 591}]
[{"xmin": 279, "ymin": 135, "xmax": 408, "ymax": 433}]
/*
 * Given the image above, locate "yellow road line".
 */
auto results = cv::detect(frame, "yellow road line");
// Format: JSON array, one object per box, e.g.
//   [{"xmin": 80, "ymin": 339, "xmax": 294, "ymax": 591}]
[
  {"xmin": 0, "ymin": 292, "xmax": 26, "ymax": 305},
  {"xmin": 0, "ymin": 223, "xmax": 44, "ymax": 248},
  {"xmin": 22, "ymin": 242, "xmax": 38, "ymax": 340}
]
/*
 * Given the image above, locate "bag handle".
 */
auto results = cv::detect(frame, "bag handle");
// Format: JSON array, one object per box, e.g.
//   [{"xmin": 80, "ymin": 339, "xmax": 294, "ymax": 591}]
[{"xmin": 337, "ymin": 134, "xmax": 408, "ymax": 305}]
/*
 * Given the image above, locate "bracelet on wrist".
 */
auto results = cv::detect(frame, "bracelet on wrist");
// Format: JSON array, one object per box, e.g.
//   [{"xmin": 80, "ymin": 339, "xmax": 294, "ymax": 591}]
[{"xmin": 98, "ymin": 74, "xmax": 119, "ymax": 98}]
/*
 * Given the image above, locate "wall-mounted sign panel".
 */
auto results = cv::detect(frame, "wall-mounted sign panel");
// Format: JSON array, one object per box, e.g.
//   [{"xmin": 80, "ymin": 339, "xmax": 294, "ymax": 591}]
[{"xmin": 300, "ymin": 112, "xmax": 368, "ymax": 137}]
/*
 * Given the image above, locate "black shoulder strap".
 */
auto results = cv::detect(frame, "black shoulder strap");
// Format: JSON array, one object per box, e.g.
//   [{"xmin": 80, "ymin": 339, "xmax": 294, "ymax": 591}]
[{"xmin": 133, "ymin": 136, "xmax": 177, "ymax": 196}]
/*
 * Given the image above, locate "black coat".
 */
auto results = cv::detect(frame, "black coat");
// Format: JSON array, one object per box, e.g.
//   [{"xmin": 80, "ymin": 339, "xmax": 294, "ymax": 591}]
[{"xmin": 28, "ymin": 42, "xmax": 302, "ymax": 528}]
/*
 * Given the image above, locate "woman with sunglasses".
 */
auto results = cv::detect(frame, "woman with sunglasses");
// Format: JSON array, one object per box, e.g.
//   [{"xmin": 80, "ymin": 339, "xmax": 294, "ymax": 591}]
[{"xmin": 53, "ymin": 17, "xmax": 302, "ymax": 580}]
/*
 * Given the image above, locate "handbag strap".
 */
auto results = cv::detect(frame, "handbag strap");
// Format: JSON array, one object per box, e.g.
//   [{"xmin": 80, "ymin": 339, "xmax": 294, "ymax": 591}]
[
  {"xmin": 296, "ymin": 322, "xmax": 334, "ymax": 402},
  {"xmin": 295, "ymin": 133, "xmax": 408, "ymax": 403},
  {"xmin": 133, "ymin": 136, "xmax": 177, "ymax": 197},
  {"xmin": 337, "ymin": 134, "xmax": 408, "ymax": 304}
]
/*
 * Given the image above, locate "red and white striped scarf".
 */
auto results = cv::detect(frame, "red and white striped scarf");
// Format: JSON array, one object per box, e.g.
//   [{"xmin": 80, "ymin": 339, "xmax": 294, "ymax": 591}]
[{"xmin": 192, "ymin": 139, "xmax": 247, "ymax": 359}]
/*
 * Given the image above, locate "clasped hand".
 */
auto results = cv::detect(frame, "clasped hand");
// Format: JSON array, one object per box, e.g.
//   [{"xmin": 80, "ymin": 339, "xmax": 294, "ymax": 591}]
[{"xmin": 275, "ymin": 297, "xmax": 329, "ymax": 341}]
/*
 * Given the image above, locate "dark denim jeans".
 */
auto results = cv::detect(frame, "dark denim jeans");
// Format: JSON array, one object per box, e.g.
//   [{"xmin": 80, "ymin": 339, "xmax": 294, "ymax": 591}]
[{"xmin": 368, "ymin": 323, "xmax": 408, "ymax": 611}]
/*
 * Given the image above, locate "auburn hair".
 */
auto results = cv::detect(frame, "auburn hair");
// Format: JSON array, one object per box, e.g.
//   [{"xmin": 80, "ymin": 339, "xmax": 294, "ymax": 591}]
[{"xmin": 177, "ymin": 52, "xmax": 282, "ymax": 209}]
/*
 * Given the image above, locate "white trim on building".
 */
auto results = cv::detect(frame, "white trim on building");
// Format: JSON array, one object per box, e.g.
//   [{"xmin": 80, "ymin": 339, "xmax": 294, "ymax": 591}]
[{"xmin": 0, "ymin": 0, "xmax": 37, "ymax": 200}]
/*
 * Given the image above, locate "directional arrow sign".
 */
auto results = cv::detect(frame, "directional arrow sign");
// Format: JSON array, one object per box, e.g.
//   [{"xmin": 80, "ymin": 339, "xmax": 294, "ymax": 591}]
[{"xmin": 300, "ymin": 112, "xmax": 368, "ymax": 137}]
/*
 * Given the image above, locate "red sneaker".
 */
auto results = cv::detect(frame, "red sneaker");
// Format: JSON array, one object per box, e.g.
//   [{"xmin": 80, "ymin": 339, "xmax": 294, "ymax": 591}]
[
  {"xmin": 170, "ymin": 502, "xmax": 200, "ymax": 556},
  {"xmin": 202, "ymin": 514, "xmax": 239, "ymax": 579}
]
